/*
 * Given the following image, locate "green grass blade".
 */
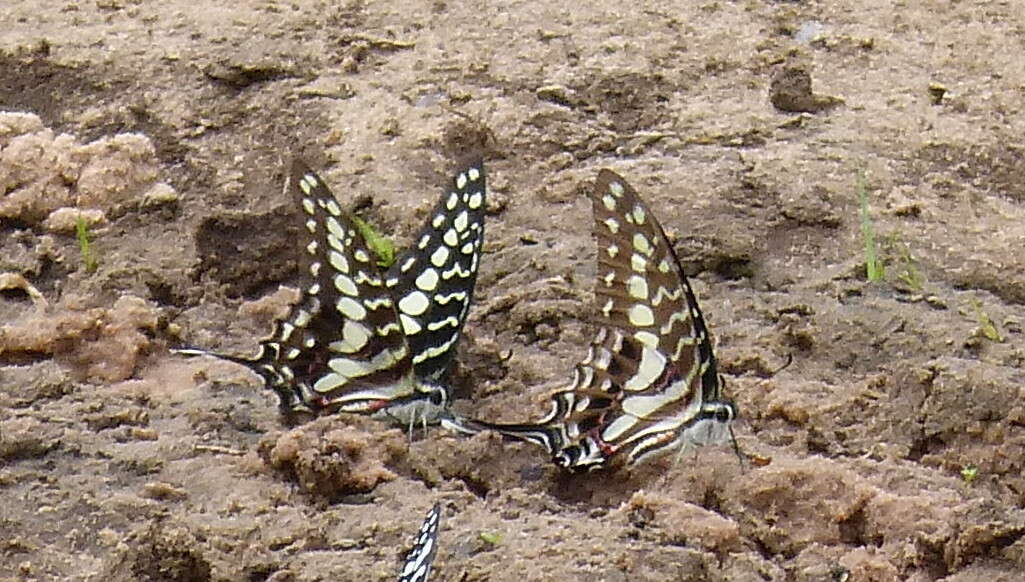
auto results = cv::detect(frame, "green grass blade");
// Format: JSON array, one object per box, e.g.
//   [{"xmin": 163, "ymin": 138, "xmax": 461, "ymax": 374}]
[
  {"xmin": 857, "ymin": 171, "xmax": 883, "ymax": 282},
  {"xmin": 75, "ymin": 215, "xmax": 98, "ymax": 273},
  {"xmin": 351, "ymin": 215, "xmax": 396, "ymax": 268}
]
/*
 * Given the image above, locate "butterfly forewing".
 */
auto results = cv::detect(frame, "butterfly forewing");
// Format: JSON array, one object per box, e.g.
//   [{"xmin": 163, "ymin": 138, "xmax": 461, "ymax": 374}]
[
  {"xmin": 590, "ymin": 169, "xmax": 721, "ymax": 405},
  {"xmin": 387, "ymin": 158, "xmax": 486, "ymax": 382},
  {"xmin": 398, "ymin": 503, "xmax": 441, "ymax": 582},
  {"xmin": 285, "ymin": 161, "xmax": 416, "ymax": 411}
]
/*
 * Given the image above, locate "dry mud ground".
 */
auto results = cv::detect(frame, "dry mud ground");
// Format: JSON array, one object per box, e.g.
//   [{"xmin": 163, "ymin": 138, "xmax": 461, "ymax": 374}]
[{"xmin": 2, "ymin": 1, "xmax": 1025, "ymax": 581}]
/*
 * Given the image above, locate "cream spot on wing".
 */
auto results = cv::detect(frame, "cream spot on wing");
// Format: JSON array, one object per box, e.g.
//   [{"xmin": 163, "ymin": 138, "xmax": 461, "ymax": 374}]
[
  {"xmin": 468, "ymin": 190, "xmax": 483, "ymax": 209},
  {"xmin": 301, "ymin": 199, "xmax": 315, "ymax": 215},
  {"xmin": 628, "ymin": 303, "xmax": 655, "ymax": 327},
  {"xmin": 336, "ymin": 297, "xmax": 367, "ymax": 320},
  {"xmin": 603, "ymin": 271, "xmax": 616, "ymax": 287},
  {"xmin": 431, "ymin": 245, "xmax": 450, "ymax": 267},
  {"xmin": 334, "ymin": 273, "xmax": 359, "ymax": 296},
  {"xmin": 468, "ymin": 167, "xmax": 481, "ymax": 182},
  {"xmin": 340, "ymin": 320, "xmax": 370, "ymax": 352},
  {"xmin": 434, "ymin": 291, "xmax": 466, "ymax": 304},
  {"xmin": 624, "ymin": 346, "xmax": 667, "ymax": 392},
  {"xmin": 325, "ymin": 199, "xmax": 342, "ymax": 216},
  {"xmin": 363, "ymin": 296, "xmax": 392, "ymax": 310},
  {"xmin": 627, "ymin": 274, "xmax": 649, "ymax": 300},
  {"xmin": 427, "ymin": 316, "xmax": 459, "ymax": 331},
  {"xmin": 353, "ymin": 249, "xmax": 370, "ymax": 263},
  {"xmin": 631, "ymin": 254, "xmax": 647, "ymax": 273},
  {"xmin": 456, "ymin": 173, "xmax": 468, "ymax": 190},
  {"xmin": 432, "ymin": 213, "xmax": 446, "ymax": 228},
  {"xmin": 418, "ymin": 234, "xmax": 431, "ymax": 249},
  {"xmin": 399, "ymin": 313, "xmax": 422, "ymax": 335},
  {"xmin": 443, "ymin": 228, "xmax": 458, "ymax": 246},
  {"xmin": 305, "ymin": 219, "xmax": 317, "ymax": 233},
  {"xmin": 446, "ymin": 192, "xmax": 459, "ymax": 210},
  {"xmin": 328, "ymin": 251, "xmax": 350, "ymax": 274},
  {"xmin": 633, "ymin": 233, "xmax": 652, "ymax": 256},
  {"xmin": 415, "ymin": 268, "xmax": 439, "ymax": 291},
  {"xmin": 442, "ymin": 263, "xmax": 471, "ymax": 279},
  {"xmin": 399, "ymin": 290, "xmax": 431, "ymax": 316},
  {"xmin": 325, "ymin": 216, "xmax": 345, "ymax": 241},
  {"xmin": 602, "ymin": 298, "xmax": 614, "ymax": 317},
  {"xmin": 634, "ymin": 330, "xmax": 659, "ymax": 349},
  {"xmin": 608, "ymin": 181, "xmax": 625, "ymax": 197},
  {"xmin": 454, "ymin": 210, "xmax": 469, "ymax": 231},
  {"xmin": 604, "ymin": 217, "xmax": 619, "ymax": 234},
  {"xmin": 601, "ymin": 415, "xmax": 638, "ymax": 442},
  {"xmin": 631, "ymin": 205, "xmax": 646, "ymax": 225},
  {"xmin": 602, "ymin": 194, "xmax": 617, "ymax": 211},
  {"xmin": 606, "ymin": 244, "xmax": 619, "ymax": 258}
]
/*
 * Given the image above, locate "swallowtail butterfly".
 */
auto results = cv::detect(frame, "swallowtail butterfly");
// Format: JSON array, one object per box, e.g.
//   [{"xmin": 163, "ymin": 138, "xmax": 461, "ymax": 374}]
[
  {"xmin": 398, "ymin": 503, "xmax": 441, "ymax": 582},
  {"xmin": 177, "ymin": 158, "xmax": 486, "ymax": 426},
  {"xmin": 443, "ymin": 169, "xmax": 735, "ymax": 470}
]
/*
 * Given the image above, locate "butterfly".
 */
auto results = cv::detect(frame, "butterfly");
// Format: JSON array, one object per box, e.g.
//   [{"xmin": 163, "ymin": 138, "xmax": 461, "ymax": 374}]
[
  {"xmin": 442, "ymin": 169, "xmax": 736, "ymax": 470},
  {"xmin": 398, "ymin": 503, "xmax": 441, "ymax": 582},
  {"xmin": 176, "ymin": 157, "xmax": 486, "ymax": 427}
]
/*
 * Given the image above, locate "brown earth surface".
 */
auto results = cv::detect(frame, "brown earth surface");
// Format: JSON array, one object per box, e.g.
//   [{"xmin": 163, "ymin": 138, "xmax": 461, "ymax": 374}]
[{"xmin": 2, "ymin": 2, "xmax": 1025, "ymax": 581}]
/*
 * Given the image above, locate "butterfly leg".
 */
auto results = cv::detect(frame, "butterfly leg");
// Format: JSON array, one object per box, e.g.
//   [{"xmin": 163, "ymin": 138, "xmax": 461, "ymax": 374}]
[{"xmin": 728, "ymin": 423, "xmax": 746, "ymax": 473}]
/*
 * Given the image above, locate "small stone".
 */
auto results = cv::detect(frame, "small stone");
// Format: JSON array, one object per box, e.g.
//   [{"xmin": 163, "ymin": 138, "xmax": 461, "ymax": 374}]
[
  {"xmin": 770, "ymin": 67, "xmax": 843, "ymax": 113},
  {"xmin": 42, "ymin": 207, "xmax": 107, "ymax": 233},
  {"xmin": 928, "ymin": 82, "xmax": 947, "ymax": 105},
  {"xmin": 142, "ymin": 182, "xmax": 179, "ymax": 206}
]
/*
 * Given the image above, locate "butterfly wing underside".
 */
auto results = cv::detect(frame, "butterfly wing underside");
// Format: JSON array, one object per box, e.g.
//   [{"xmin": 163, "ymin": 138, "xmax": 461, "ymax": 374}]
[
  {"xmin": 386, "ymin": 158, "xmax": 486, "ymax": 382},
  {"xmin": 590, "ymin": 169, "xmax": 720, "ymax": 404},
  {"xmin": 277, "ymin": 161, "xmax": 418, "ymax": 413},
  {"xmin": 398, "ymin": 503, "xmax": 441, "ymax": 582},
  {"xmin": 444, "ymin": 169, "xmax": 734, "ymax": 469},
  {"xmin": 177, "ymin": 159, "xmax": 487, "ymax": 422}
]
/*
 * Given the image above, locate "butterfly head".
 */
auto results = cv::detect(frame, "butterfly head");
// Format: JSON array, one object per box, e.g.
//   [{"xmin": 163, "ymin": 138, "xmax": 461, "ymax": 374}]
[{"xmin": 683, "ymin": 400, "xmax": 738, "ymax": 448}]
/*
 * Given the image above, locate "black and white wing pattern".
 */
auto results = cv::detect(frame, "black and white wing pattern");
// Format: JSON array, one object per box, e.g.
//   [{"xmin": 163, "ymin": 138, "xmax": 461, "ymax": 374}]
[
  {"xmin": 398, "ymin": 503, "xmax": 441, "ymax": 582},
  {"xmin": 176, "ymin": 158, "xmax": 486, "ymax": 425},
  {"xmin": 443, "ymin": 169, "xmax": 735, "ymax": 470},
  {"xmin": 386, "ymin": 162, "xmax": 486, "ymax": 383}
]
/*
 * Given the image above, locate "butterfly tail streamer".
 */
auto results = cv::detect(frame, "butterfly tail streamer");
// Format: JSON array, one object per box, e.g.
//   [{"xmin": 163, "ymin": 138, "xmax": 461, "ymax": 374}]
[{"xmin": 440, "ymin": 411, "xmax": 568, "ymax": 456}]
